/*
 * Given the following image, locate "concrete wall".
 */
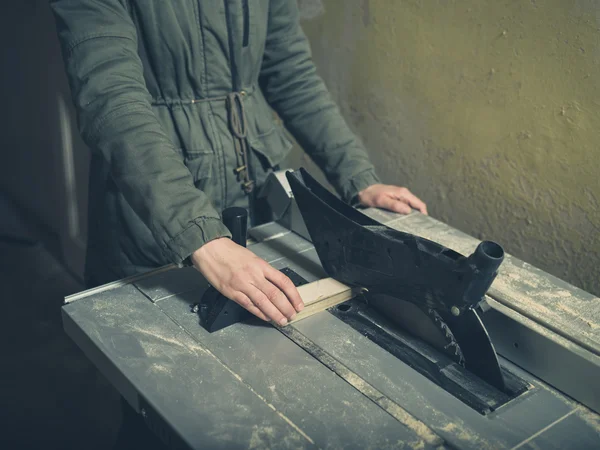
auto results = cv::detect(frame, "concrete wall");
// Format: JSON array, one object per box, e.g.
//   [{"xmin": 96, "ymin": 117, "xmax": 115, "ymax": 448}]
[
  {"xmin": 0, "ymin": 2, "xmax": 89, "ymax": 279},
  {"xmin": 289, "ymin": 0, "xmax": 600, "ymax": 295}
]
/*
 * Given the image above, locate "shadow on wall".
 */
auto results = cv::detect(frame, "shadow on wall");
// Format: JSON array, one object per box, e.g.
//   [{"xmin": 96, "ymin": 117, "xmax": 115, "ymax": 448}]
[
  {"xmin": 0, "ymin": 1, "xmax": 90, "ymax": 280},
  {"xmin": 292, "ymin": 0, "xmax": 600, "ymax": 296}
]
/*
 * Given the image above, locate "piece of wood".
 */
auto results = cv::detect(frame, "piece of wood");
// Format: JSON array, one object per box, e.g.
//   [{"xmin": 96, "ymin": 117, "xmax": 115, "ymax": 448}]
[{"xmin": 284, "ymin": 278, "xmax": 362, "ymax": 326}]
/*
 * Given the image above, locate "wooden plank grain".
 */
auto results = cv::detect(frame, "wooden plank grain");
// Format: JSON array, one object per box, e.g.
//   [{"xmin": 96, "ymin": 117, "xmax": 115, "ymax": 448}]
[{"xmin": 284, "ymin": 278, "xmax": 362, "ymax": 326}]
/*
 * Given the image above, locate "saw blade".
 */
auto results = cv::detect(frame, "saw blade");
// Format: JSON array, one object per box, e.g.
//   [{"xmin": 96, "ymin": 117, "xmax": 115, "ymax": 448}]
[
  {"xmin": 439, "ymin": 307, "xmax": 506, "ymax": 391},
  {"xmin": 367, "ymin": 293, "xmax": 506, "ymax": 392},
  {"xmin": 367, "ymin": 293, "xmax": 465, "ymax": 365}
]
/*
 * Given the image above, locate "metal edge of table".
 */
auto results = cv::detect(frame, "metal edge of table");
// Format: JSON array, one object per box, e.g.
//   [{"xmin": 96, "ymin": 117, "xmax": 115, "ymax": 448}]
[
  {"xmin": 61, "ymin": 284, "xmax": 317, "ymax": 450},
  {"xmin": 483, "ymin": 298, "xmax": 600, "ymax": 414}
]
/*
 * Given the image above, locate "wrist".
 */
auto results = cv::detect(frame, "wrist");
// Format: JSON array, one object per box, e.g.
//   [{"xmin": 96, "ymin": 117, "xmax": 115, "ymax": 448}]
[
  {"xmin": 356, "ymin": 183, "xmax": 380, "ymax": 206},
  {"xmin": 190, "ymin": 237, "xmax": 229, "ymax": 267},
  {"xmin": 342, "ymin": 170, "xmax": 381, "ymax": 205}
]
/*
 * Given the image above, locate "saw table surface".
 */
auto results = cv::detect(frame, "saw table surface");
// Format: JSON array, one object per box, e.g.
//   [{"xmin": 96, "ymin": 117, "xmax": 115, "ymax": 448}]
[{"xmin": 63, "ymin": 210, "xmax": 600, "ymax": 449}]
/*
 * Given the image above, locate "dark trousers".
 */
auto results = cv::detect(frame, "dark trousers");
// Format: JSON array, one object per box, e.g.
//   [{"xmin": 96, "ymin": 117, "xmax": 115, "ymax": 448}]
[{"xmin": 113, "ymin": 398, "xmax": 168, "ymax": 450}]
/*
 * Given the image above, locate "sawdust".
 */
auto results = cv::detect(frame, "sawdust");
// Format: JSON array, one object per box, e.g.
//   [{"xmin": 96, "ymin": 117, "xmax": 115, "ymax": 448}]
[
  {"xmin": 125, "ymin": 323, "xmax": 208, "ymax": 366},
  {"xmin": 343, "ymin": 371, "xmax": 385, "ymax": 400},
  {"xmin": 406, "ymin": 440, "xmax": 426, "ymax": 450},
  {"xmin": 494, "ymin": 261, "xmax": 563, "ymax": 299},
  {"xmin": 148, "ymin": 363, "xmax": 172, "ymax": 375},
  {"xmin": 378, "ymin": 399, "xmax": 442, "ymax": 446},
  {"xmin": 544, "ymin": 290, "xmax": 574, "ymax": 299},
  {"xmin": 89, "ymin": 297, "xmax": 113, "ymax": 314},
  {"xmin": 556, "ymin": 303, "xmax": 598, "ymax": 329},
  {"xmin": 336, "ymin": 371, "xmax": 443, "ymax": 447},
  {"xmin": 503, "ymin": 271, "xmax": 540, "ymax": 290},
  {"xmin": 188, "ymin": 334, "xmax": 316, "ymax": 446},
  {"xmin": 83, "ymin": 289, "xmax": 210, "ymax": 365},
  {"xmin": 248, "ymin": 425, "xmax": 277, "ymax": 450},
  {"xmin": 492, "ymin": 279, "xmax": 552, "ymax": 313},
  {"xmin": 490, "ymin": 262, "xmax": 600, "ymax": 348},
  {"xmin": 131, "ymin": 325, "xmax": 187, "ymax": 349},
  {"xmin": 575, "ymin": 405, "xmax": 600, "ymax": 433},
  {"xmin": 282, "ymin": 324, "xmax": 445, "ymax": 447},
  {"xmin": 440, "ymin": 423, "xmax": 479, "ymax": 445},
  {"xmin": 555, "ymin": 301, "xmax": 579, "ymax": 315},
  {"xmin": 439, "ymin": 420, "xmax": 507, "ymax": 450}
]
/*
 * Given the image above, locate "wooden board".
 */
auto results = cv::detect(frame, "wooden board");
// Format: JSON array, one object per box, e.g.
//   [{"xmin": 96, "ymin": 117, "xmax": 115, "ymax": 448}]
[{"xmin": 283, "ymin": 278, "xmax": 362, "ymax": 326}]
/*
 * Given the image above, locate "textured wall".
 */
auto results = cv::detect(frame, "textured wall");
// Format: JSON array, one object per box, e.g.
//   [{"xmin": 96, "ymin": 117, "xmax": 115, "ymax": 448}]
[{"xmin": 288, "ymin": 0, "xmax": 600, "ymax": 295}]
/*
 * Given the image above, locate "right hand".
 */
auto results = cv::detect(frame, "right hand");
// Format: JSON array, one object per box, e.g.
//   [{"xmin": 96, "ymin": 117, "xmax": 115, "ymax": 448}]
[{"xmin": 191, "ymin": 238, "xmax": 305, "ymax": 326}]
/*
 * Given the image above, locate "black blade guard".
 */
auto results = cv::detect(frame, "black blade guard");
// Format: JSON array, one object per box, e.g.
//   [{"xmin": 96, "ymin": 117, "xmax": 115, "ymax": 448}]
[{"xmin": 286, "ymin": 168, "xmax": 506, "ymax": 391}]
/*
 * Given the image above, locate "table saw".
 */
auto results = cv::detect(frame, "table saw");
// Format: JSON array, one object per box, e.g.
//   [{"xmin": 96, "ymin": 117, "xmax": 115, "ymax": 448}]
[{"xmin": 63, "ymin": 169, "xmax": 600, "ymax": 449}]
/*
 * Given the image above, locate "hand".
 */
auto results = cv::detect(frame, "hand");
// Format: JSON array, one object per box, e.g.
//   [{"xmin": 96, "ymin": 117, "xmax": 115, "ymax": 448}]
[
  {"xmin": 191, "ymin": 238, "xmax": 304, "ymax": 326},
  {"xmin": 358, "ymin": 184, "xmax": 428, "ymax": 215}
]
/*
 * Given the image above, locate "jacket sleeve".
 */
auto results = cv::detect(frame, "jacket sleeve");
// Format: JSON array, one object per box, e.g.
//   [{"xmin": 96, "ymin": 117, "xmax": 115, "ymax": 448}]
[
  {"xmin": 259, "ymin": 0, "xmax": 381, "ymax": 204},
  {"xmin": 50, "ymin": 0, "xmax": 231, "ymax": 265}
]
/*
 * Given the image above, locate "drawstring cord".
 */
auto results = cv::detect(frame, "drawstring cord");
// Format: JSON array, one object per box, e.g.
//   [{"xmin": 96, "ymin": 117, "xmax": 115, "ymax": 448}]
[{"xmin": 226, "ymin": 92, "xmax": 254, "ymax": 194}]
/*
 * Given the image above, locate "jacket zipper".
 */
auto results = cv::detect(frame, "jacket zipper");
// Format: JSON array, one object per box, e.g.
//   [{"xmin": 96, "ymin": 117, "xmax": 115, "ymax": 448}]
[{"xmin": 242, "ymin": 0, "xmax": 249, "ymax": 48}]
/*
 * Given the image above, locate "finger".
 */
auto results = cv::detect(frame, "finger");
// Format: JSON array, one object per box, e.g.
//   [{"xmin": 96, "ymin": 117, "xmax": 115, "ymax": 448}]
[
  {"xmin": 231, "ymin": 292, "xmax": 269, "ymax": 321},
  {"xmin": 245, "ymin": 284, "xmax": 289, "ymax": 326},
  {"xmin": 392, "ymin": 188, "xmax": 428, "ymax": 215},
  {"xmin": 377, "ymin": 195, "xmax": 412, "ymax": 215},
  {"xmin": 265, "ymin": 268, "xmax": 305, "ymax": 313},
  {"xmin": 255, "ymin": 278, "xmax": 298, "ymax": 321},
  {"xmin": 405, "ymin": 193, "xmax": 427, "ymax": 215}
]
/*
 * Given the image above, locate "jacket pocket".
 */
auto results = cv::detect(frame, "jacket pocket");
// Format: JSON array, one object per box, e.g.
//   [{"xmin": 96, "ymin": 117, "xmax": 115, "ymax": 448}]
[
  {"xmin": 249, "ymin": 125, "xmax": 293, "ymax": 172},
  {"xmin": 153, "ymin": 103, "xmax": 218, "ymax": 157},
  {"xmin": 152, "ymin": 104, "xmax": 216, "ymax": 188},
  {"xmin": 242, "ymin": 0, "xmax": 249, "ymax": 48},
  {"xmin": 184, "ymin": 150, "xmax": 215, "ymax": 196}
]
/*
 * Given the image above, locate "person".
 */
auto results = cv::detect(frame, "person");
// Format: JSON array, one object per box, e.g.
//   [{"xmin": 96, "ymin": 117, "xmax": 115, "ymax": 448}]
[{"xmin": 50, "ymin": 1, "xmax": 427, "ymax": 448}]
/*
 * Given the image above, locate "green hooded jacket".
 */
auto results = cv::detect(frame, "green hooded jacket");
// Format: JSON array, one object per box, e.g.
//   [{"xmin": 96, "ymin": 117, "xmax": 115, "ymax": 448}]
[{"xmin": 50, "ymin": 0, "xmax": 381, "ymax": 284}]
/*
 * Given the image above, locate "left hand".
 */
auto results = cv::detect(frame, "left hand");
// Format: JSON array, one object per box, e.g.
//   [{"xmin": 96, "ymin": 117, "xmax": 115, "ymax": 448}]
[{"xmin": 357, "ymin": 184, "xmax": 428, "ymax": 215}]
